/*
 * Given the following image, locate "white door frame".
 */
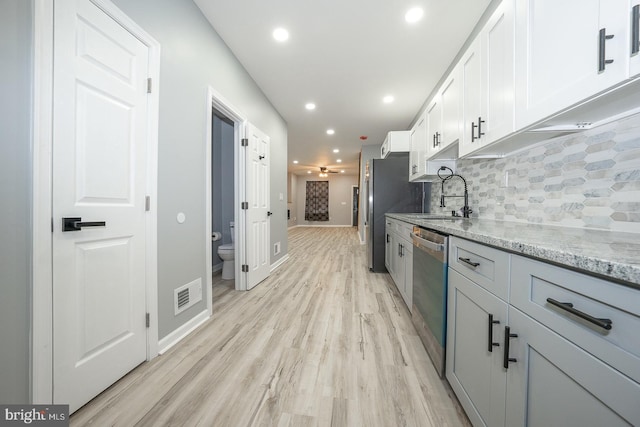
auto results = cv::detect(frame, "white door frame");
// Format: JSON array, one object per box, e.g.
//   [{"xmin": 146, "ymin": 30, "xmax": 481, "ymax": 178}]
[
  {"xmin": 31, "ymin": 0, "xmax": 160, "ymax": 404},
  {"xmin": 205, "ymin": 87, "xmax": 248, "ymax": 292}
]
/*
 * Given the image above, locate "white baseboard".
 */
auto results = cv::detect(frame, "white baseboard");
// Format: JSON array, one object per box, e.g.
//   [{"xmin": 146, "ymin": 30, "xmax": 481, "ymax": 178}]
[
  {"xmin": 270, "ymin": 253, "xmax": 290, "ymax": 272},
  {"xmin": 158, "ymin": 309, "xmax": 210, "ymax": 355}
]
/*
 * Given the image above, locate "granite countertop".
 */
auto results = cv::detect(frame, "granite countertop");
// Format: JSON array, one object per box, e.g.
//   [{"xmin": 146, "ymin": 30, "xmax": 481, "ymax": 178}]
[{"xmin": 386, "ymin": 213, "xmax": 640, "ymax": 288}]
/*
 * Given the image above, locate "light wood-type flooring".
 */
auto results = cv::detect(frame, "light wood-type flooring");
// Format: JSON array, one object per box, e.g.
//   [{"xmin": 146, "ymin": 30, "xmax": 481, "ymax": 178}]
[{"xmin": 71, "ymin": 227, "xmax": 469, "ymax": 426}]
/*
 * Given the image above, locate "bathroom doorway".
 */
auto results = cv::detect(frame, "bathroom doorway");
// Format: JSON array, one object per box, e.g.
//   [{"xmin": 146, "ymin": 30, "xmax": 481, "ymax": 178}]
[{"xmin": 211, "ymin": 110, "xmax": 235, "ymax": 278}]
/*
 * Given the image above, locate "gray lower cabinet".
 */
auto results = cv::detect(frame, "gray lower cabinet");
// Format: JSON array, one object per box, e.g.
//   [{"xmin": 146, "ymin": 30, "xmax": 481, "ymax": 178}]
[
  {"xmin": 447, "ymin": 237, "xmax": 640, "ymax": 426},
  {"xmin": 447, "ymin": 268, "xmax": 508, "ymax": 427},
  {"xmin": 505, "ymin": 307, "xmax": 639, "ymax": 426},
  {"xmin": 385, "ymin": 217, "xmax": 413, "ymax": 310}
]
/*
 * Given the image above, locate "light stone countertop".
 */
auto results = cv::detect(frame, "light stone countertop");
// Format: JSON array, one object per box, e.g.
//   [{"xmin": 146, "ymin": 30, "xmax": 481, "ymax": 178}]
[{"xmin": 386, "ymin": 213, "xmax": 640, "ymax": 288}]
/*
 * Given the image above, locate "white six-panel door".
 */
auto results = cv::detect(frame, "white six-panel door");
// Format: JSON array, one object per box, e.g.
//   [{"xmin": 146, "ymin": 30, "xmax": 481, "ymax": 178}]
[
  {"xmin": 52, "ymin": 0, "xmax": 150, "ymax": 412},
  {"xmin": 244, "ymin": 124, "xmax": 270, "ymax": 290}
]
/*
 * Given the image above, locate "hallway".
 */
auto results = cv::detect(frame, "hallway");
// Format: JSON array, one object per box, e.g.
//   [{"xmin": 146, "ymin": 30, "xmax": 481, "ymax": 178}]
[{"xmin": 71, "ymin": 227, "xmax": 468, "ymax": 426}]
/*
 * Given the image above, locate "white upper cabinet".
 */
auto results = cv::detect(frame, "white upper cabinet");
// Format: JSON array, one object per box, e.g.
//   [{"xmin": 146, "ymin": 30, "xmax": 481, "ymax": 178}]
[
  {"xmin": 380, "ymin": 131, "xmax": 410, "ymax": 158},
  {"xmin": 426, "ymin": 95, "xmax": 442, "ymax": 158},
  {"xmin": 631, "ymin": 1, "xmax": 640, "ymax": 77},
  {"xmin": 515, "ymin": 0, "xmax": 629, "ymax": 130},
  {"xmin": 459, "ymin": 0, "xmax": 515, "ymax": 157},
  {"xmin": 459, "ymin": 38, "xmax": 484, "ymax": 158},
  {"xmin": 428, "ymin": 66, "xmax": 461, "ymax": 160},
  {"xmin": 409, "ymin": 111, "xmax": 427, "ymax": 181}
]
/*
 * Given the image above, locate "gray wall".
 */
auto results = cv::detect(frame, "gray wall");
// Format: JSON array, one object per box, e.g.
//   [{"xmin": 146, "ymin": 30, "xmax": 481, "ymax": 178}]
[
  {"xmin": 295, "ymin": 174, "xmax": 358, "ymax": 226},
  {"xmin": 0, "ymin": 0, "xmax": 32, "ymax": 404},
  {"xmin": 287, "ymin": 173, "xmax": 297, "ymax": 227},
  {"xmin": 110, "ymin": 0, "xmax": 288, "ymax": 338}
]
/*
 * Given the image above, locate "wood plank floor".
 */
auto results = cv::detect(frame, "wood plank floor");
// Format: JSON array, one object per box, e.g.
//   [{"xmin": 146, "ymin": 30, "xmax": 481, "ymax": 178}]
[{"xmin": 71, "ymin": 227, "xmax": 470, "ymax": 427}]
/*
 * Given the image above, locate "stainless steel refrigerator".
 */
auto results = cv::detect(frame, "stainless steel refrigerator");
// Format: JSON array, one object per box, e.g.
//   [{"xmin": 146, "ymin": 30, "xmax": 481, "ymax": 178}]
[{"xmin": 366, "ymin": 155, "xmax": 430, "ymax": 272}]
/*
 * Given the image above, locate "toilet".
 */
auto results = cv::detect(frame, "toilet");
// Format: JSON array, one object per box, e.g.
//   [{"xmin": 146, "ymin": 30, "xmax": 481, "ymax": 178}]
[{"xmin": 217, "ymin": 222, "xmax": 235, "ymax": 280}]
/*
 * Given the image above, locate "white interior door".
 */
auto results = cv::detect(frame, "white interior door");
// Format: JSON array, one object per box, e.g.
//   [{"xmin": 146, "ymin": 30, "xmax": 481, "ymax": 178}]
[
  {"xmin": 52, "ymin": 0, "xmax": 150, "ymax": 412},
  {"xmin": 244, "ymin": 123, "xmax": 270, "ymax": 290}
]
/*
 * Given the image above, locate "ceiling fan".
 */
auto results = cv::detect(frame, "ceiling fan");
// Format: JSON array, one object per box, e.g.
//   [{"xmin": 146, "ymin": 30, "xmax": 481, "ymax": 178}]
[{"xmin": 319, "ymin": 166, "xmax": 339, "ymax": 174}]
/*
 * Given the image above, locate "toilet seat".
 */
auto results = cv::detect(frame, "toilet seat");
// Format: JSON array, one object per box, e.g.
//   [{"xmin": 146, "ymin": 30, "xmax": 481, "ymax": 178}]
[{"xmin": 218, "ymin": 243, "xmax": 234, "ymax": 252}]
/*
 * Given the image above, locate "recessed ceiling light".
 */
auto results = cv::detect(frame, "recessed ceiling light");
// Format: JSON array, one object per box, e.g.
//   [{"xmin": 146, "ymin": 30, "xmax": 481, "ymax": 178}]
[
  {"xmin": 293, "ymin": 160, "xmax": 299, "ymax": 164},
  {"xmin": 333, "ymin": 149, "xmax": 339, "ymax": 153},
  {"xmin": 305, "ymin": 103, "xmax": 316, "ymax": 110},
  {"xmin": 405, "ymin": 7, "xmax": 424, "ymax": 24},
  {"xmin": 272, "ymin": 27, "xmax": 289, "ymax": 42},
  {"xmin": 307, "ymin": 170, "xmax": 312, "ymax": 174},
  {"xmin": 327, "ymin": 129, "xmax": 335, "ymax": 135},
  {"xmin": 336, "ymin": 159, "xmax": 342, "ymax": 163},
  {"xmin": 383, "ymin": 95, "xmax": 395, "ymax": 104},
  {"xmin": 341, "ymin": 170, "xmax": 345, "ymax": 173}
]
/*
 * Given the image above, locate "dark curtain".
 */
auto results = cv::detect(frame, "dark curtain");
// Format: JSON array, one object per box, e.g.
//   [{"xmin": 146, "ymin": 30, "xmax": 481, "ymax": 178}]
[{"xmin": 305, "ymin": 181, "xmax": 329, "ymax": 221}]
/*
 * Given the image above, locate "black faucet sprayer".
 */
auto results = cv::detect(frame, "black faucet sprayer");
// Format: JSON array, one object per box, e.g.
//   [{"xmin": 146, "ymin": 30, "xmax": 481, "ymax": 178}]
[{"xmin": 437, "ymin": 166, "xmax": 472, "ymax": 218}]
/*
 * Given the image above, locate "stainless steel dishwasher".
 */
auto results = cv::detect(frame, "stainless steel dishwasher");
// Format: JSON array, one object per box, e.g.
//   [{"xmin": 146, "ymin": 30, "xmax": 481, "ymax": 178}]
[{"xmin": 411, "ymin": 225, "xmax": 448, "ymax": 378}]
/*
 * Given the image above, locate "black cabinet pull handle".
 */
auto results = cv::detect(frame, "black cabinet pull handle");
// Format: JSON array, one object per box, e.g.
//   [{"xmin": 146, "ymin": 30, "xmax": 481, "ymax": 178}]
[
  {"xmin": 503, "ymin": 326, "xmax": 518, "ymax": 369},
  {"xmin": 471, "ymin": 121, "xmax": 478, "ymax": 142},
  {"xmin": 477, "ymin": 117, "xmax": 485, "ymax": 138},
  {"xmin": 386, "ymin": 233, "xmax": 390, "ymax": 243},
  {"xmin": 62, "ymin": 217, "xmax": 106, "ymax": 232},
  {"xmin": 458, "ymin": 257, "xmax": 480, "ymax": 268},
  {"xmin": 435, "ymin": 132, "xmax": 440, "ymax": 146},
  {"xmin": 633, "ymin": 5, "xmax": 640, "ymax": 55},
  {"xmin": 598, "ymin": 28, "xmax": 615, "ymax": 72},
  {"xmin": 488, "ymin": 314, "xmax": 500, "ymax": 352},
  {"xmin": 546, "ymin": 298, "xmax": 612, "ymax": 330}
]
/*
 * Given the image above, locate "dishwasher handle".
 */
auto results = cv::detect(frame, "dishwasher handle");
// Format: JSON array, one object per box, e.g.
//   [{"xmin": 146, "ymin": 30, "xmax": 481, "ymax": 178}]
[{"xmin": 411, "ymin": 232, "xmax": 445, "ymax": 252}]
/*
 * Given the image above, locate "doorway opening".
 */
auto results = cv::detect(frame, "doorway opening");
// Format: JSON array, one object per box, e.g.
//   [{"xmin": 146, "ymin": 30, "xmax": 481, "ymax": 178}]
[
  {"xmin": 352, "ymin": 186, "xmax": 359, "ymax": 226},
  {"xmin": 205, "ymin": 87, "xmax": 246, "ymax": 294},
  {"xmin": 211, "ymin": 110, "xmax": 235, "ymax": 283}
]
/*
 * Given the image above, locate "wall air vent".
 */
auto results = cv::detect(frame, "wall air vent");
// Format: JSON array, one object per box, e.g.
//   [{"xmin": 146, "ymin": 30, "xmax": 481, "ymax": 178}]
[{"xmin": 174, "ymin": 278, "xmax": 202, "ymax": 315}]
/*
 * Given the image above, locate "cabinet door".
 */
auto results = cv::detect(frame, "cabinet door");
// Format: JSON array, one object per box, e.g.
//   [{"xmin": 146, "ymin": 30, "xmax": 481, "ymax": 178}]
[
  {"xmin": 631, "ymin": 1, "xmax": 640, "ymax": 77},
  {"xmin": 505, "ymin": 308, "xmax": 640, "ymax": 426},
  {"xmin": 515, "ymin": 0, "xmax": 629, "ymax": 129},
  {"xmin": 482, "ymin": 0, "xmax": 515, "ymax": 144},
  {"xmin": 446, "ymin": 269, "xmax": 508, "ymax": 427},
  {"xmin": 385, "ymin": 223, "xmax": 393, "ymax": 272},
  {"xmin": 459, "ymin": 38, "xmax": 483, "ymax": 158},
  {"xmin": 440, "ymin": 66, "xmax": 461, "ymax": 150},
  {"xmin": 409, "ymin": 112, "xmax": 427, "ymax": 181},
  {"xmin": 402, "ymin": 239, "xmax": 413, "ymax": 310},
  {"xmin": 393, "ymin": 240, "xmax": 406, "ymax": 299},
  {"xmin": 426, "ymin": 96, "xmax": 442, "ymax": 158}
]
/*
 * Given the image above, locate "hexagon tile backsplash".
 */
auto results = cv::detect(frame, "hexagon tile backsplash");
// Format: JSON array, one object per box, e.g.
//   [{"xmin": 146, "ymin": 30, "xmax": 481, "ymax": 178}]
[{"xmin": 429, "ymin": 112, "xmax": 640, "ymax": 233}]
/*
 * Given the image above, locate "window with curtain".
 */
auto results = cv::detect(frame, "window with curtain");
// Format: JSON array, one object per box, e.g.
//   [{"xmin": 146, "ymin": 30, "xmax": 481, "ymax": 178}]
[{"xmin": 305, "ymin": 181, "xmax": 329, "ymax": 221}]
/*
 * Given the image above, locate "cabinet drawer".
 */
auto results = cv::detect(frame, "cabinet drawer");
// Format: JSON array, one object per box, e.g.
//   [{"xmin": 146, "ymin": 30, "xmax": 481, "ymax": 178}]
[
  {"xmin": 449, "ymin": 237, "xmax": 510, "ymax": 300},
  {"xmin": 511, "ymin": 255, "xmax": 640, "ymax": 384}
]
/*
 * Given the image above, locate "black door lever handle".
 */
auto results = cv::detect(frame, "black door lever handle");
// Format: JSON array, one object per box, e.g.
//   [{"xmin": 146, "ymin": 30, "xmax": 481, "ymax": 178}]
[{"xmin": 62, "ymin": 217, "xmax": 107, "ymax": 232}]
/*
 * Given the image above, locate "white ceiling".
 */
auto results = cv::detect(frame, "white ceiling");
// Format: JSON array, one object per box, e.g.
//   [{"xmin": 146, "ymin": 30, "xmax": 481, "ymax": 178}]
[{"xmin": 194, "ymin": 0, "xmax": 493, "ymax": 176}]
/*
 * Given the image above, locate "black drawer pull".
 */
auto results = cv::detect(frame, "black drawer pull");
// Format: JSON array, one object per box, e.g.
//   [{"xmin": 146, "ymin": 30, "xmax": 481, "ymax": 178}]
[
  {"xmin": 503, "ymin": 326, "xmax": 518, "ymax": 369},
  {"xmin": 546, "ymin": 298, "xmax": 612, "ymax": 330},
  {"xmin": 459, "ymin": 257, "xmax": 480, "ymax": 268},
  {"xmin": 488, "ymin": 314, "xmax": 500, "ymax": 352}
]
